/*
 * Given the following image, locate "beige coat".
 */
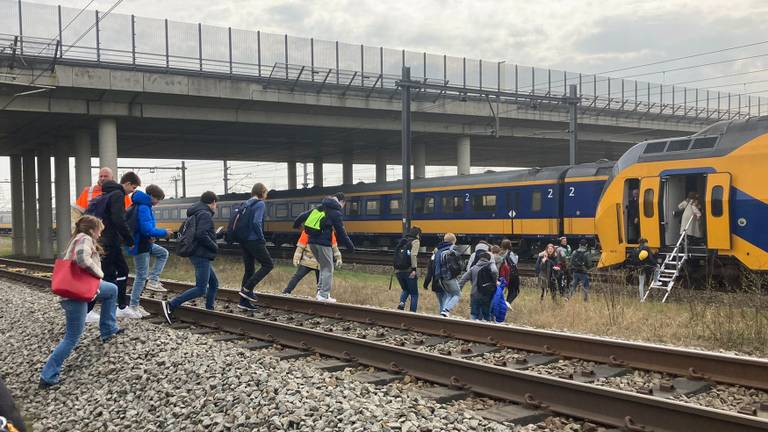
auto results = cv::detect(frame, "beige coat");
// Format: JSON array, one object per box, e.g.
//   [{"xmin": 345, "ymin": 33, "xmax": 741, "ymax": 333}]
[{"xmin": 678, "ymin": 200, "xmax": 703, "ymax": 238}]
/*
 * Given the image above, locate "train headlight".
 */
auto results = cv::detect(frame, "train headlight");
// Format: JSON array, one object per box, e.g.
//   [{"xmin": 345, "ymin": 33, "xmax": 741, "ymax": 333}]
[{"xmin": 737, "ymin": 218, "xmax": 747, "ymax": 227}]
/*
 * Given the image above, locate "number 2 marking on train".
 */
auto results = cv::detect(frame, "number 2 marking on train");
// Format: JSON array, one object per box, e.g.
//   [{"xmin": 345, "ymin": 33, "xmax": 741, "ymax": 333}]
[
  {"xmin": 547, "ymin": 188, "xmax": 553, "ymax": 198},
  {"xmin": 569, "ymin": 187, "xmax": 575, "ymax": 197},
  {"xmin": 465, "ymin": 193, "xmax": 470, "ymax": 202}
]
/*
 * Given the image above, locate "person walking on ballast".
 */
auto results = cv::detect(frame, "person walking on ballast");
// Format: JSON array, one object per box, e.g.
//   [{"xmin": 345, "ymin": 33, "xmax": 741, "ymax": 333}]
[
  {"xmin": 433, "ymin": 233, "xmax": 462, "ymax": 317},
  {"xmin": 125, "ymin": 184, "xmax": 171, "ymax": 318},
  {"xmin": 394, "ymin": 227, "xmax": 421, "ymax": 312},
  {"xmin": 237, "ymin": 183, "xmax": 274, "ymax": 311},
  {"xmin": 294, "ymin": 192, "xmax": 355, "ymax": 302},
  {"xmin": 161, "ymin": 192, "xmax": 221, "ymax": 323},
  {"xmin": 283, "ymin": 230, "xmax": 342, "ymax": 295},
  {"xmin": 459, "ymin": 249, "xmax": 498, "ymax": 321}
]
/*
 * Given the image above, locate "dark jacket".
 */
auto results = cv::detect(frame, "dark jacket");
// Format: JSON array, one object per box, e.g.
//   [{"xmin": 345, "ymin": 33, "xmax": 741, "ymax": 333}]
[
  {"xmin": 569, "ymin": 246, "xmax": 592, "ymax": 273},
  {"xmin": 459, "ymin": 255, "xmax": 498, "ymax": 301},
  {"xmin": 99, "ymin": 180, "xmax": 133, "ymax": 249},
  {"xmin": 423, "ymin": 241, "xmax": 454, "ymax": 291},
  {"xmin": 187, "ymin": 201, "xmax": 218, "ymax": 260},
  {"xmin": 128, "ymin": 190, "xmax": 168, "ymax": 255},
  {"xmin": 635, "ymin": 244, "xmax": 656, "ymax": 270},
  {"xmin": 244, "ymin": 197, "xmax": 266, "ymax": 242},
  {"xmin": 295, "ymin": 197, "xmax": 355, "ymax": 251}
]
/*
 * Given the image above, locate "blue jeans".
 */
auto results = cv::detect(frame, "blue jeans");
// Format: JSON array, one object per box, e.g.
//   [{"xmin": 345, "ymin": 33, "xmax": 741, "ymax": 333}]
[
  {"xmin": 130, "ymin": 243, "xmax": 169, "ymax": 306},
  {"xmin": 440, "ymin": 278, "xmax": 461, "ymax": 313},
  {"xmin": 169, "ymin": 256, "xmax": 218, "ymax": 311},
  {"xmin": 470, "ymin": 297, "xmax": 492, "ymax": 321},
  {"xmin": 571, "ymin": 272, "xmax": 590, "ymax": 301},
  {"xmin": 41, "ymin": 280, "xmax": 119, "ymax": 385},
  {"xmin": 396, "ymin": 271, "xmax": 419, "ymax": 312}
]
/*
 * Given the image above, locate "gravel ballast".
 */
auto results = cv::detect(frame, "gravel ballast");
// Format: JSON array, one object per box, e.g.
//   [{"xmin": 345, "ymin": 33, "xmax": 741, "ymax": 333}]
[{"xmin": 0, "ymin": 280, "xmax": 545, "ymax": 431}]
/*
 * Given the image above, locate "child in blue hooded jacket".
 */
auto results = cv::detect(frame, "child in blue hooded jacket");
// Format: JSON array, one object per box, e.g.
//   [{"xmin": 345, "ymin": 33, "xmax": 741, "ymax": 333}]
[{"xmin": 125, "ymin": 184, "xmax": 170, "ymax": 318}]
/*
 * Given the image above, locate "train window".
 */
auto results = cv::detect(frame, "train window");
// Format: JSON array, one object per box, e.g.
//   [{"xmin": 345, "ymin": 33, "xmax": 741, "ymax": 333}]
[
  {"xmin": 666, "ymin": 139, "xmax": 691, "ymax": 152},
  {"xmin": 643, "ymin": 141, "xmax": 667, "ymax": 154},
  {"xmin": 366, "ymin": 199, "xmax": 381, "ymax": 216},
  {"xmin": 221, "ymin": 206, "xmax": 231, "ymax": 219},
  {"xmin": 389, "ymin": 198, "xmax": 402, "ymax": 215},
  {"xmin": 472, "ymin": 194, "xmax": 496, "ymax": 212},
  {"xmin": 441, "ymin": 196, "xmax": 463, "ymax": 213},
  {"xmin": 691, "ymin": 136, "xmax": 718, "ymax": 150},
  {"xmin": 711, "ymin": 186, "xmax": 724, "ymax": 217},
  {"xmin": 643, "ymin": 189, "xmax": 655, "ymax": 217},
  {"xmin": 274, "ymin": 204, "xmax": 289, "ymax": 218},
  {"xmin": 346, "ymin": 200, "xmax": 361, "ymax": 216},
  {"xmin": 291, "ymin": 203, "xmax": 305, "ymax": 217},
  {"xmin": 415, "ymin": 197, "xmax": 435, "ymax": 214},
  {"xmin": 531, "ymin": 191, "xmax": 542, "ymax": 212}
]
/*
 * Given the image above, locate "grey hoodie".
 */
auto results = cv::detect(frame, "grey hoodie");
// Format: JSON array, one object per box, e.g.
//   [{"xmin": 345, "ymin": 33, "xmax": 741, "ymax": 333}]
[
  {"xmin": 459, "ymin": 256, "xmax": 498, "ymax": 300},
  {"xmin": 465, "ymin": 242, "xmax": 490, "ymax": 272}
]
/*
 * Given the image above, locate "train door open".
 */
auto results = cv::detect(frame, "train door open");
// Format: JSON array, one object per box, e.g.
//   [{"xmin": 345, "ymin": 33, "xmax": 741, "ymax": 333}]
[
  {"xmin": 658, "ymin": 173, "xmax": 708, "ymax": 247},
  {"xmin": 705, "ymin": 173, "xmax": 732, "ymax": 250},
  {"xmin": 639, "ymin": 177, "xmax": 661, "ymax": 247}
]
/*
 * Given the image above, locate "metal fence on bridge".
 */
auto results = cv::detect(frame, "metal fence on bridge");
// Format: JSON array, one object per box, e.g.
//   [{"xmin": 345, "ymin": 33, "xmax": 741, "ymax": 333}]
[{"xmin": 0, "ymin": 0, "xmax": 764, "ymax": 121}]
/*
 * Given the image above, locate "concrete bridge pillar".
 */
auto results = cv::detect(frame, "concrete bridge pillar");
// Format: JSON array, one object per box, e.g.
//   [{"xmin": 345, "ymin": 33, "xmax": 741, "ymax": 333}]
[
  {"xmin": 98, "ymin": 118, "xmax": 118, "ymax": 175},
  {"xmin": 10, "ymin": 154, "xmax": 24, "ymax": 256},
  {"xmin": 287, "ymin": 161, "xmax": 297, "ymax": 190},
  {"xmin": 55, "ymin": 142, "xmax": 72, "ymax": 257},
  {"xmin": 342, "ymin": 152, "xmax": 353, "ymax": 185},
  {"xmin": 375, "ymin": 149, "xmax": 386, "ymax": 183},
  {"xmin": 313, "ymin": 157, "xmax": 323, "ymax": 188},
  {"xmin": 414, "ymin": 142, "xmax": 426, "ymax": 179},
  {"xmin": 22, "ymin": 149, "xmax": 38, "ymax": 257},
  {"xmin": 74, "ymin": 129, "xmax": 91, "ymax": 194},
  {"xmin": 457, "ymin": 136, "xmax": 471, "ymax": 175},
  {"xmin": 37, "ymin": 146, "xmax": 54, "ymax": 260}
]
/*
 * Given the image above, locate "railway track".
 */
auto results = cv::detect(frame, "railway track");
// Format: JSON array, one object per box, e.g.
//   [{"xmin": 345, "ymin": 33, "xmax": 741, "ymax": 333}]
[{"xmin": 1, "ymin": 257, "xmax": 766, "ymax": 431}]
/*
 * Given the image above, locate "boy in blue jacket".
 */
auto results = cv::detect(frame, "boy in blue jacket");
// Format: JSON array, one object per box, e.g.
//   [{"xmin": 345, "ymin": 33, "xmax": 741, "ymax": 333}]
[{"xmin": 126, "ymin": 184, "xmax": 170, "ymax": 318}]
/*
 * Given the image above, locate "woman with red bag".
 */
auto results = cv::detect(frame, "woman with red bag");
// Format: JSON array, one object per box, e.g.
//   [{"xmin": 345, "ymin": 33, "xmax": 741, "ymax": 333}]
[{"xmin": 40, "ymin": 216, "xmax": 122, "ymax": 389}]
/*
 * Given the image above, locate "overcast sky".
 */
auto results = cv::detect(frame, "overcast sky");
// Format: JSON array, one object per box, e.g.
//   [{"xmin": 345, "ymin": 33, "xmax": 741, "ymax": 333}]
[{"xmin": 3, "ymin": 0, "xmax": 768, "ymax": 206}]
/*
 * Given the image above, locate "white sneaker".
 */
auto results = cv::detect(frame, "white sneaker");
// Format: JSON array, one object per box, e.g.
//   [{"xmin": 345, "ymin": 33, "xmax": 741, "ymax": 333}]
[
  {"xmin": 116, "ymin": 308, "xmax": 130, "ymax": 319},
  {"xmin": 135, "ymin": 305, "xmax": 151, "ymax": 317},
  {"xmin": 145, "ymin": 280, "xmax": 167, "ymax": 292},
  {"xmin": 315, "ymin": 295, "xmax": 337, "ymax": 303},
  {"xmin": 125, "ymin": 306, "xmax": 144, "ymax": 319},
  {"xmin": 85, "ymin": 310, "xmax": 100, "ymax": 324}
]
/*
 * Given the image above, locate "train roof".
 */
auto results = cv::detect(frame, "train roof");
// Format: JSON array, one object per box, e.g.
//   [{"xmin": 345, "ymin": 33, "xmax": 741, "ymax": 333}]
[
  {"xmin": 160, "ymin": 161, "xmax": 615, "ymax": 204},
  {"xmin": 614, "ymin": 117, "xmax": 768, "ymax": 175}
]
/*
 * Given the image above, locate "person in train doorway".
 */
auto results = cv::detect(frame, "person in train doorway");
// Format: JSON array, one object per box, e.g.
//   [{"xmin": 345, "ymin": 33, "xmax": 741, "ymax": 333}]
[
  {"xmin": 294, "ymin": 192, "xmax": 355, "ymax": 302},
  {"xmin": 161, "ymin": 192, "xmax": 221, "ymax": 323},
  {"xmin": 124, "ymin": 185, "xmax": 171, "ymax": 319},
  {"xmin": 635, "ymin": 238, "xmax": 657, "ymax": 300},
  {"xmin": 459, "ymin": 249, "xmax": 498, "ymax": 321},
  {"xmin": 84, "ymin": 172, "xmax": 140, "ymax": 323},
  {"xmin": 237, "ymin": 183, "xmax": 274, "ymax": 311},
  {"xmin": 433, "ymin": 233, "xmax": 462, "ymax": 317},
  {"xmin": 284, "ymin": 229, "xmax": 342, "ymax": 295},
  {"xmin": 73, "ymin": 167, "xmax": 133, "ymax": 219},
  {"xmin": 627, "ymin": 189, "xmax": 640, "ymax": 244},
  {"xmin": 465, "ymin": 240, "xmax": 490, "ymax": 272},
  {"xmin": 393, "ymin": 227, "xmax": 422, "ymax": 312},
  {"xmin": 678, "ymin": 192, "xmax": 704, "ymax": 244},
  {"xmin": 569, "ymin": 239, "xmax": 593, "ymax": 301},
  {"xmin": 498, "ymin": 239, "xmax": 520, "ymax": 307}
]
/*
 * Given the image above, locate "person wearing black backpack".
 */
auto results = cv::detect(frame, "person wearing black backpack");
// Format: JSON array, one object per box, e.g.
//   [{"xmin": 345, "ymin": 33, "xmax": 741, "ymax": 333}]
[
  {"xmin": 459, "ymin": 250, "xmax": 498, "ymax": 321},
  {"xmin": 161, "ymin": 192, "xmax": 220, "ymax": 324},
  {"xmin": 236, "ymin": 183, "xmax": 273, "ymax": 311},
  {"xmin": 84, "ymin": 171, "xmax": 140, "ymax": 322},
  {"xmin": 394, "ymin": 227, "xmax": 421, "ymax": 312},
  {"xmin": 569, "ymin": 239, "xmax": 593, "ymax": 301},
  {"xmin": 432, "ymin": 233, "xmax": 461, "ymax": 317}
]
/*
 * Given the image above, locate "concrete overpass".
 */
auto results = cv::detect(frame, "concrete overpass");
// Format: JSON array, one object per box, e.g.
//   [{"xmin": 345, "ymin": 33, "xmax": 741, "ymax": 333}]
[{"xmin": 0, "ymin": 0, "xmax": 763, "ymax": 259}]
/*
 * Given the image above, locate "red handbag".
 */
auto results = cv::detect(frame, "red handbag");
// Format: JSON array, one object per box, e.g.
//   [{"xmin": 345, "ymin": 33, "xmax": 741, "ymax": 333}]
[{"xmin": 51, "ymin": 237, "xmax": 100, "ymax": 301}]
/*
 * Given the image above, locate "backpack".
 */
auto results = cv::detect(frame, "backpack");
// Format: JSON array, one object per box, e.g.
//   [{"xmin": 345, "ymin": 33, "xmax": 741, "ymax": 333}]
[
  {"xmin": 302, "ymin": 208, "xmax": 326, "ymax": 234},
  {"xmin": 476, "ymin": 264, "xmax": 497, "ymax": 298},
  {"xmin": 489, "ymin": 278, "xmax": 508, "ymax": 322},
  {"xmin": 500, "ymin": 252, "xmax": 519, "ymax": 281},
  {"xmin": 393, "ymin": 238, "xmax": 413, "ymax": 270},
  {"xmin": 440, "ymin": 248, "xmax": 463, "ymax": 279},
  {"xmin": 571, "ymin": 249, "xmax": 589, "ymax": 272},
  {"xmin": 176, "ymin": 214, "xmax": 198, "ymax": 257},
  {"xmin": 84, "ymin": 191, "xmax": 118, "ymax": 220},
  {"xmin": 125, "ymin": 204, "xmax": 138, "ymax": 234},
  {"xmin": 225, "ymin": 199, "xmax": 258, "ymax": 244}
]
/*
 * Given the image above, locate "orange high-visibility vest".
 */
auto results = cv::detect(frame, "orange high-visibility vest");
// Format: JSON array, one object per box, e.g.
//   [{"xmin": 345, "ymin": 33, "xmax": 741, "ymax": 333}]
[{"xmin": 74, "ymin": 184, "xmax": 132, "ymax": 211}]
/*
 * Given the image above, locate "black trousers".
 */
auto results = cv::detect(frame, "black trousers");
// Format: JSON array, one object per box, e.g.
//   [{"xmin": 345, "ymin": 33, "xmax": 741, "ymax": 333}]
[
  {"xmin": 88, "ymin": 242, "xmax": 129, "ymax": 311},
  {"xmin": 241, "ymin": 240, "xmax": 274, "ymax": 291}
]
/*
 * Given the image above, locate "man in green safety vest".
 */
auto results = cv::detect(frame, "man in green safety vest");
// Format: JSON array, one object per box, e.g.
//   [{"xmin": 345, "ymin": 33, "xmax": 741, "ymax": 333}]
[{"xmin": 294, "ymin": 192, "xmax": 355, "ymax": 302}]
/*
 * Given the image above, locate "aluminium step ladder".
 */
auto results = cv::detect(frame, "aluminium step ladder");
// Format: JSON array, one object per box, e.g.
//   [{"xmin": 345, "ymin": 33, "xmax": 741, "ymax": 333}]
[{"xmin": 641, "ymin": 218, "xmax": 692, "ymax": 303}]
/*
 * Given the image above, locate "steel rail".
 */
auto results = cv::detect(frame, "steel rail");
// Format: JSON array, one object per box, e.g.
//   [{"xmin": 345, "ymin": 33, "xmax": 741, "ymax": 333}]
[
  {"xmin": 1, "ymin": 257, "xmax": 765, "ymax": 392},
  {"xmin": 2, "ymin": 267, "xmax": 767, "ymax": 431}
]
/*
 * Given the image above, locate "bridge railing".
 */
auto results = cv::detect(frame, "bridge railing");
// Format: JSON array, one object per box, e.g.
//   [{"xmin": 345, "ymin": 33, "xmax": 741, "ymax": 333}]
[{"xmin": 0, "ymin": 0, "xmax": 762, "ymax": 122}]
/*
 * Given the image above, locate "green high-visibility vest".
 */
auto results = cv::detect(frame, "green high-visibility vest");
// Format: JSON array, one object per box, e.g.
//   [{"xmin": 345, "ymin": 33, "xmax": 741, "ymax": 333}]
[{"xmin": 304, "ymin": 208, "xmax": 326, "ymax": 231}]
